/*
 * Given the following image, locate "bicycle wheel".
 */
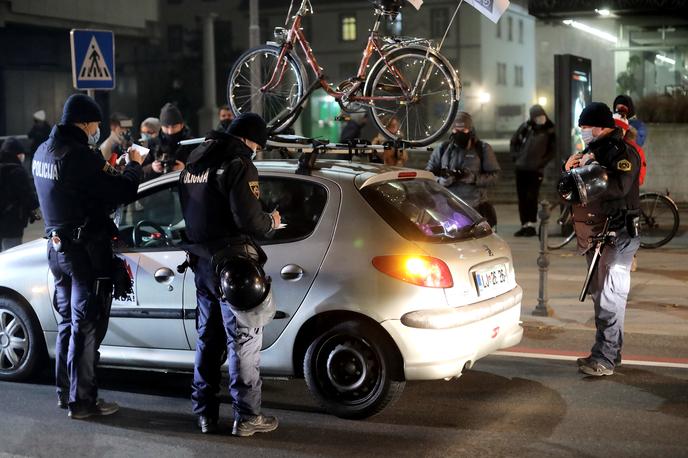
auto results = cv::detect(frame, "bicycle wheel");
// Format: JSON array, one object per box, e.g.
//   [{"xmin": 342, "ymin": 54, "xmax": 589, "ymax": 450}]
[
  {"xmin": 364, "ymin": 48, "xmax": 459, "ymax": 146},
  {"xmin": 543, "ymin": 205, "xmax": 576, "ymax": 250},
  {"xmin": 638, "ymin": 193, "xmax": 680, "ymax": 249},
  {"xmin": 227, "ymin": 45, "xmax": 307, "ymax": 134}
]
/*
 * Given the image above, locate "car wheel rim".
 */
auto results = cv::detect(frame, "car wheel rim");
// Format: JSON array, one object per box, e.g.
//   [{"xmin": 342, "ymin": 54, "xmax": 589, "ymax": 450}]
[
  {"xmin": 317, "ymin": 335, "xmax": 383, "ymax": 406},
  {"xmin": 0, "ymin": 309, "xmax": 29, "ymax": 372}
]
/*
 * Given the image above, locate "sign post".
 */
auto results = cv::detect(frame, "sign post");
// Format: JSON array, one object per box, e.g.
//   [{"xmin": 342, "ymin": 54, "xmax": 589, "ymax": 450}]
[{"xmin": 70, "ymin": 29, "xmax": 116, "ymax": 97}]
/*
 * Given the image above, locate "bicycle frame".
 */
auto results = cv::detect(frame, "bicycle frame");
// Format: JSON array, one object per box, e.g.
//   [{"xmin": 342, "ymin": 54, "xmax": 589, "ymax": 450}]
[{"xmin": 263, "ymin": 6, "xmax": 417, "ymax": 104}]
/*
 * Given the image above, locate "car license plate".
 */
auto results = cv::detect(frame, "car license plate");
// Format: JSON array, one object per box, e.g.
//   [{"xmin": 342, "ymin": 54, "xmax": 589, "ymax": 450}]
[{"xmin": 474, "ymin": 263, "xmax": 508, "ymax": 296}]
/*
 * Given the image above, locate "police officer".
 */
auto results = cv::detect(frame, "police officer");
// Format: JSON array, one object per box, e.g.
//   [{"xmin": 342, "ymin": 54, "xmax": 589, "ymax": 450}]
[
  {"xmin": 33, "ymin": 94, "xmax": 143, "ymax": 418},
  {"xmin": 563, "ymin": 102, "xmax": 640, "ymax": 376},
  {"xmin": 425, "ymin": 111, "xmax": 501, "ymax": 226},
  {"xmin": 178, "ymin": 113, "xmax": 280, "ymax": 436}
]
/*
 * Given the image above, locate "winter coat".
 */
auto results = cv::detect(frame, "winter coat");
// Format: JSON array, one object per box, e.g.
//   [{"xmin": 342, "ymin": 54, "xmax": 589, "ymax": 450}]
[
  {"xmin": 0, "ymin": 151, "xmax": 39, "ymax": 238},
  {"xmin": 510, "ymin": 119, "xmax": 556, "ymax": 173},
  {"xmin": 141, "ymin": 126, "xmax": 196, "ymax": 182},
  {"xmin": 426, "ymin": 138, "xmax": 500, "ymax": 207}
]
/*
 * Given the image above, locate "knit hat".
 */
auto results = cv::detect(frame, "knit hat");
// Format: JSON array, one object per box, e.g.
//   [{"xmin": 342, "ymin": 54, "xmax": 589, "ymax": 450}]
[
  {"xmin": 453, "ymin": 111, "xmax": 473, "ymax": 130},
  {"xmin": 60, "ymin": 94, "xmax": 102, "ymax": 124},
  {"xmin": 0, "ymin": 137, "xmax": 25, "ymax": 154},
  {"xmin": 578, "ymin": 102, "xmax": 615, "ymax": 128},
  {"xmin": 228, "ymin": 113, "xmax": 268, "ymax": 148},
  {"xmin": 159, "ymin": 103, "xmax": 184, "ymax": 126},
  {"xmin": 612, "ymin": 94, "xmax": 635, "ymax": 118},
  {"xmin": 529, "ymin": 104, "xmax": 546, "ymax": 119}
]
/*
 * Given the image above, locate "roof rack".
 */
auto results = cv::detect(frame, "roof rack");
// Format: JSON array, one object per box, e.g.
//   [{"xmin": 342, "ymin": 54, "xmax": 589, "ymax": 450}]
[{"xmin": 178, "ymin": 134, "xmax": 434, "ymax": 175}]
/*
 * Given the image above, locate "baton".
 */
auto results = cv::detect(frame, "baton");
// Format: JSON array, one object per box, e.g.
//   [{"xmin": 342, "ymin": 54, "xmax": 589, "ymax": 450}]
[{"xmin": 579, "ymin": 218, "xmax": 611, "ymax": 302}]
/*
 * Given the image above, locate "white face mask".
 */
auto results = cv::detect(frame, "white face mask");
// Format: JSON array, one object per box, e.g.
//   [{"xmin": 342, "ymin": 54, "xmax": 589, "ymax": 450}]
[
  {"xmin": 251, "ymin": 149, "xmax": 257, "ymax": 160},
  {"xmin": 580, "ymin": 128, "xmax": 594, "ymax": 146},
  {"xmin": 88, "ymin": 126, "xmax": 100, "ymax": 145},
  {"xmin": 534, "ymin": 115, "xmax": 547, "ymax": 125}
]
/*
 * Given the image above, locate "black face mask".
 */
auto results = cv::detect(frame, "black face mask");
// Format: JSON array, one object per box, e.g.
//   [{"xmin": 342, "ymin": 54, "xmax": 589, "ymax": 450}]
[
  {"xmin": 451, "ymin": 131, "xmax": 471, "ymax": 149},
  {"xmin": 219, "ymin": 119, "xmax": 231, "ymax": 130},
  {"xmin": 163, "ymin": 130, "xmax": 184, "ymax": 145}
]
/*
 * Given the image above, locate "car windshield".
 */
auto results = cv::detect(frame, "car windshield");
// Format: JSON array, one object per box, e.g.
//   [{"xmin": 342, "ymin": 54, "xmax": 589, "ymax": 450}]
[{"xmin": 361, "ymin": 178, "xmax": 491, "ymax": 243}]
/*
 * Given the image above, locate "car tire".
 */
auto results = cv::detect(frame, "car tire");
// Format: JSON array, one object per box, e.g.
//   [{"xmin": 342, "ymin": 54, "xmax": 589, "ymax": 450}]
[
  {"xmin": 304, "ymin": 320, "xmax": 405, "ymax": 419},
  {"xmin": 0, "ymin": 297, "xmax": 45, "ymax": 382}
]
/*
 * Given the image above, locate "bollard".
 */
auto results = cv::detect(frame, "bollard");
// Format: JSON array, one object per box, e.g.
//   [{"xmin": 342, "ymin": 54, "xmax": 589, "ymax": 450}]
[{"xmin": 532, "ymin": 200, "xmax": 553, "ymax": 316}]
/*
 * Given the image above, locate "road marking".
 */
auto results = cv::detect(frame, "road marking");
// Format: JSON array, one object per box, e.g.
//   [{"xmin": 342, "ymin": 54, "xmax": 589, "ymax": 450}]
[{"xmin": 493, "ymin": 347, "xmax": 688, "ymax": 369}]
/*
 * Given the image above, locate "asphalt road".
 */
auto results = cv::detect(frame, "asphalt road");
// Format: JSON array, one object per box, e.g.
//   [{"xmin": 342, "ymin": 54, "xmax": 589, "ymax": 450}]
[{"xmin": 1, "ymin": 332, "xmax": 686, "ymax": 458}]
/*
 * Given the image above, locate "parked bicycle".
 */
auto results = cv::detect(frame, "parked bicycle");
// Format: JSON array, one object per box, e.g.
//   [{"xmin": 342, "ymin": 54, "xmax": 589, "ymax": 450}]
[
  {"xmin": 543, "ymin": 190, "xmax": 680, "ymax": 250},
  {"xmin": 227, "ymin": 0, "xmax": 461, "ymax": 146}
]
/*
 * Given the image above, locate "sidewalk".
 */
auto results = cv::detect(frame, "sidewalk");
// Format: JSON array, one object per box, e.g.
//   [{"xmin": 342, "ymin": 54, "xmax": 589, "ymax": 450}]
[{"xmin": 497, "ymin": 203, "xmax": 688, "ymax": 339}]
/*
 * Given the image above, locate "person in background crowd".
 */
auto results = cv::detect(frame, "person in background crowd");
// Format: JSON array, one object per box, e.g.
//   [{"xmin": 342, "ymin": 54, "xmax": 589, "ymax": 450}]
[
  {"xmin": 613, "ymin": 94, "xmax": 647, "ymax": 146},
  {"xmin": 0, "ymin": 137, "xmax": 40, "ymax": 251},
  {"xmin": 426, "ymin": 111, "xmax": 501, "ymax": 228},
  {"xmin": 510, "ymin": 104, "xmax": 556, "ymax": 237},
  {"xmin": 139, "ymin": 117, "xmax": 161, "ymax": 148},
  {"xmin": 216, "ymin": 105, "xmax": 235, "ymax": 133},
  {"xmin": 372, "ymin": 117, "xmax": 408, "ymax": 166},
  {"xmin": 100, "ymin": 113, "xmax": 133, "ymax": 163},
  {"xmin": 27, "ymin": 109, "xmax": 52, "ymax": 164},
  {"xmin": 141, "ymin": 103, "xmax": 195, "ymax": 181},
  {"xmin": 339, "ymin": 113, "xmax": 369, "ymax": 143}
]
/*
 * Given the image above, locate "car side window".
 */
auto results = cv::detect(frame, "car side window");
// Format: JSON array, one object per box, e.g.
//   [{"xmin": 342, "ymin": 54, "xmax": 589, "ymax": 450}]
[
  {"xmin": 115, "ymin": 183, "xmax": 185, "ymax": 250},
  {"xmin": 255, "ymin": 177, "xmax": 328, "ymax": 244}
]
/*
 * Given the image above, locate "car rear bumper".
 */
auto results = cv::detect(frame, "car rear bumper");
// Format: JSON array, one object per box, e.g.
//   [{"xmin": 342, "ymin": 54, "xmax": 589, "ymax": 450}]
[{"xmin": 381, "ymin": 285, "xmax": 523, "ymax": 381}]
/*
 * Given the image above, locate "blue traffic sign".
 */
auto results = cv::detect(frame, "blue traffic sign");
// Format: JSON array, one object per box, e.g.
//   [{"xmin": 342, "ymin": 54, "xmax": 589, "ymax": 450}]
[{"xmin": 70, "ymin": 29, "xmax": 115, "ymax": 90}]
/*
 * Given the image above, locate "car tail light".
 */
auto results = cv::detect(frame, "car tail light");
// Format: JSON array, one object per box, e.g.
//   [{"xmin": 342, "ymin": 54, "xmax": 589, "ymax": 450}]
[
  {"xmin": 397, "ymin": 171, "xmax": 417, "ymax": 179},
  {"xmin": 372, "ymin": 255, "xmax": 453, "ymax": 288}
]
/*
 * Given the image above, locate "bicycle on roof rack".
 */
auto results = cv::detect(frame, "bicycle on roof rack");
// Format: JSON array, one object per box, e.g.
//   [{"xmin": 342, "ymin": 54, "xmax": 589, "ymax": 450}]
[{"xmin": 226, "ymin": 0, "xmax": 462, "ymax": 147}]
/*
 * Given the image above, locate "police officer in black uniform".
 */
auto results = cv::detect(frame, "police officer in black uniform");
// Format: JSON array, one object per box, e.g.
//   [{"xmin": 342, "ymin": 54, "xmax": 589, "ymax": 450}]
[
  {"xmin": 33, "ymin": 94, "xmax": 143, "ymax": 418},
  {"xmin": 178, "ymin": 113, "xmax": 281, "ymax": 436},
  {"xmin": 562, "ymin": 102, "xmax": 640, "ymax": 377}
]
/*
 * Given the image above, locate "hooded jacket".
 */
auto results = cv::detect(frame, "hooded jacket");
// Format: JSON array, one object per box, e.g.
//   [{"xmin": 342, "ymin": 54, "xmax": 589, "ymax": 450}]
[
  {"xmin": 510, "ymin": 116, "xmax": 556, "ymax": 173},
  {"xmin": 178, "ymin": 130, "xmax": 273, "ymax": 249},
  {"xmin": 142, "ymin": 126, "xmax": 196, "ymax": 181}
]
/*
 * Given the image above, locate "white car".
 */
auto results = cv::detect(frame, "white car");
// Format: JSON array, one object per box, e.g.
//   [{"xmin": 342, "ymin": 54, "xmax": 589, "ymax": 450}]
[{"xmin": 0, "ymin": 160, "xmax": 522, "ymax": 419}]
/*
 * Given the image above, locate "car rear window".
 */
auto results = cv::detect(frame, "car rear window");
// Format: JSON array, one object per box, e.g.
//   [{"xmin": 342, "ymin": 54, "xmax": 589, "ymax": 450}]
[{"xmin": 361, "ymin": 178, "xmax": 492, "ymax": 243}]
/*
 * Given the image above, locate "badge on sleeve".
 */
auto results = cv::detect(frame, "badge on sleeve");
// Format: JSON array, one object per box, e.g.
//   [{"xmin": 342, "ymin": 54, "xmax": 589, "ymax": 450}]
[
  {"xmin": 249, "ymin": 180, "xmax": 260, "ymax": 199},
  {"xmin": 617, "ymin": 159, "xmax": 632, "ymax": 172}
]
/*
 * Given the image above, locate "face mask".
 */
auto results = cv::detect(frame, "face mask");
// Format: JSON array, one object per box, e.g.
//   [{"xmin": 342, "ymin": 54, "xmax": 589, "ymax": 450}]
[
  {"xmin": 251, "ymin": 148, "xmax": 258, "ymax": 160},
  {"xmin": 534, "ymin": 115, "xmax": 547, "ymax": 125},
  {"xmin": 580, "ymin": 128, "xmax": 594, "ymax": 146},
  {"xmin": 88, "ymin": 126, "xmax": 100, "ymax": 146},
  {"xmin": 451, "ymin": 131, "xmax": 471, "ymax": 149},
  {"xmin": 140, "ymin": 133, "xmax": 153, "ymax": 143},
  {"xmin": 220, "ymin": 119, "xmax": 231, "ymax": 130},
  {"xmin": 17, "ymin": 154, "xmax": 26, "ymax": 164}
]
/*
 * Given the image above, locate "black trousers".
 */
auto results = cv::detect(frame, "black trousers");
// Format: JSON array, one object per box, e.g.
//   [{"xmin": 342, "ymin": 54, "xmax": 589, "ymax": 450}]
[{"xmin": 515, "ymin": 170, "xmax": 543, "ymax": 225}]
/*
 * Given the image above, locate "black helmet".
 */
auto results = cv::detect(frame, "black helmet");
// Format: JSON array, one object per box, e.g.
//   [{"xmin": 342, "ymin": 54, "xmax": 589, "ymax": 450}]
[
  {"xmin": 217, "ymin": 256, "xmax": 276, "ymax": 327},
  {"xmin": 558, "ymin": 163, "xmax": 608, "ymax": 205}
]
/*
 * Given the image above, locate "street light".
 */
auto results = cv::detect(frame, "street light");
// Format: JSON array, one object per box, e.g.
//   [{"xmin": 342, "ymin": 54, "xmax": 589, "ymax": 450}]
[
  {"xmin": 562, "ymin": 19, "xmax": 618, "ymax": 44},
  {"xmin": 478, "ymin": 90, "xmax": 491, "ymax": 104},
  {"xmin": 538, "ymin": 96, "xmax": 548, "ymax": 107},
  {"xmin": 595, "ymin": 8, "xmax": 611, "ymax": 17}
]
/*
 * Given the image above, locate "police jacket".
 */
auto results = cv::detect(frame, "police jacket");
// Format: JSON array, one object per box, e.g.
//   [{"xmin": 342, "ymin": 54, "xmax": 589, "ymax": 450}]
[
  {"xmin": 510, "ymin": 118, "xmax": 556, "ymax": 174},
  {"xmin": 0, "ymin": 151, "xmax": 39, "ymax": 238},
  {"xmin": 32, "ymin": 124, "xmax": 143, "ymax": 237},
  {"xmin": 426, "ymin": 138, "xmax": 500, "ymax": 207},
  {"xmin": 571, "ymin": 128, "xmax": 640, "ymax": 248},
  {"xmin": 178, "ymin": 131, "xmax": 274, "ymax": 251},
  {"xmin": 141, "ymin": 126, "xmax": 195, "ymax": 182}
]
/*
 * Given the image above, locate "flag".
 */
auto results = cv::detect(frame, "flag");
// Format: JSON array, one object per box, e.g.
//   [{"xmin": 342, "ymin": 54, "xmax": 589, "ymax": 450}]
[
  {"xmin": 463, "ymin": 0, "xmax": 510, "ymax": 24},
  {"xmin": 406, "ymin": 0, "xmax": 423, "ymax": 10}
]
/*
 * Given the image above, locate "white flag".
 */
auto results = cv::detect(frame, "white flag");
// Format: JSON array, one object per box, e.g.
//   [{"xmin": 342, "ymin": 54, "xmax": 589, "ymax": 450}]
[
  {"xmin": 463, "ymin": 0, "xmax": 510, "ymax": 24},
  {"xmin": 406, "ymin": 0, "xmax": 423, "ymax": 10}
]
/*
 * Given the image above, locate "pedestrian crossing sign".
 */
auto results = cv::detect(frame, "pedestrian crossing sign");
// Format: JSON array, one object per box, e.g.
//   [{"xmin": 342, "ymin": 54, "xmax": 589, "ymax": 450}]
[{"xmin": 70, "ymin": 29, "xmax": 116, "ymax": 90}]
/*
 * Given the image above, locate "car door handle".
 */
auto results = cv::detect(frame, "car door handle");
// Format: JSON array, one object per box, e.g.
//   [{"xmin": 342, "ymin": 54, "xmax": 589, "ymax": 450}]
[
  {"xmin": 154, "ymin": 267, "xmax": 175, "ymax": 285},
  {"xmin": 280, "ymin": 264, "xmax": 304, "ymax": 281}
]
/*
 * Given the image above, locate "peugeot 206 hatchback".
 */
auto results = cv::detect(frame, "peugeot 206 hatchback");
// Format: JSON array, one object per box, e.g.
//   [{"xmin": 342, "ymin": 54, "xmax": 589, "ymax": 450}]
[{"xmin": 0, "ymin": 159, "xmax": 522, "ymax": 419}]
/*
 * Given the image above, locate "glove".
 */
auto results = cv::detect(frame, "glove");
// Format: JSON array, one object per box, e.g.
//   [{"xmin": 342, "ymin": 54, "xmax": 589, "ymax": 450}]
[
  {"xmin": 437, "ymin": 175, "xmax": 455, "ymax": 187},
  {"xmin": 112, "ymin": 256, "xmax": 133, "ymax": 301},
  {"xmin": 29, "ymin": 209, "xmax": 42, "ymax": 223}
]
